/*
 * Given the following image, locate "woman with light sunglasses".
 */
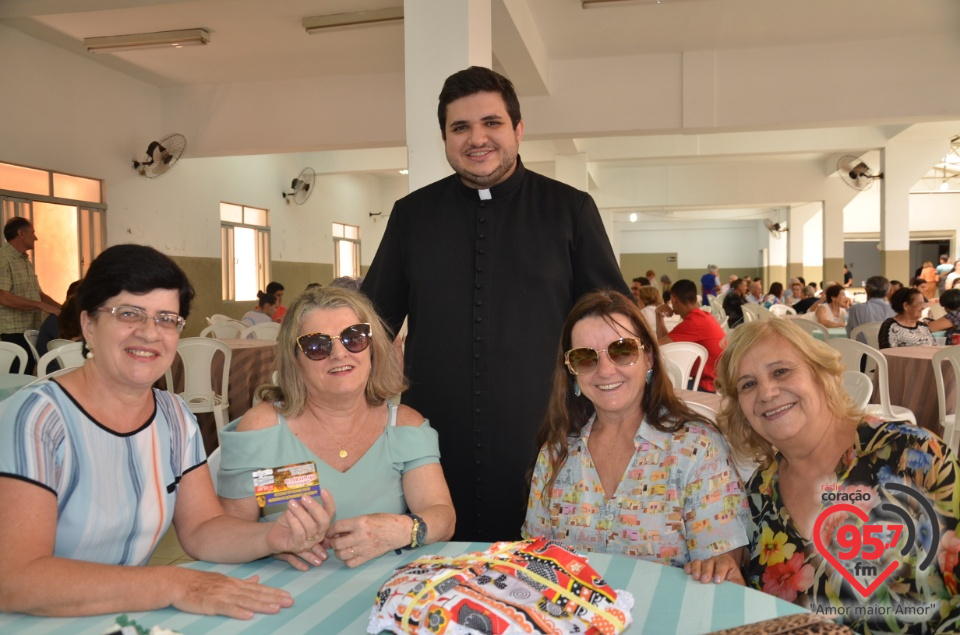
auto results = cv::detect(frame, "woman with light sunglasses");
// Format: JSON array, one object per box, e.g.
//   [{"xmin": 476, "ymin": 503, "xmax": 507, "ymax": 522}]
[
  {"xmin": 217, "ymin": 286, "xmax": 455, "ymax": 568},
  {"xmin": 522, "ymin": 289, "xmax": 748, "ymax": 583}
]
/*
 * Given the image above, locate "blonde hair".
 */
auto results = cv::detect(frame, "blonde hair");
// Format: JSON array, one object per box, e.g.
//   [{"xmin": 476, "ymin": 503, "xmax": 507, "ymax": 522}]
[
  {"xmin": 256, "ymin": 287, "xmax": 406, "ymax": 415},
  {"xmin": 637, "ymin": 286, "xmax": 662, "ymax": 307},
  {"xmin": 714, "ymin": 318, "xmax": 861, "ymax": 468}
]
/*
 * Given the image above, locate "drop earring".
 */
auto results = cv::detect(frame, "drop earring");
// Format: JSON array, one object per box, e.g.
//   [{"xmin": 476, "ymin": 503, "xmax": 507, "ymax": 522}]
[
  {"xmin": 573, "ymin": 380, "xmax": 581, "ymax": 397},
  {"xmin": 85, "ymin": 347, "xmax": 94, "ymax": 360},
  {"xmin": 646, "ymin": 369, "xmax": 653, "ymax": 384}
]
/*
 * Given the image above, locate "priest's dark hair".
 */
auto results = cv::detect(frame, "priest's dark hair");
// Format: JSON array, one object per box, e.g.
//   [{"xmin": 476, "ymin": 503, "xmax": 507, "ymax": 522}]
[
  {"xmin": 438, "ymin": 66, "xmax": 522, "ymax": 137},
  {"xmin": 77, "ymin": 244, "xmax": 195, "ymax": 319}
]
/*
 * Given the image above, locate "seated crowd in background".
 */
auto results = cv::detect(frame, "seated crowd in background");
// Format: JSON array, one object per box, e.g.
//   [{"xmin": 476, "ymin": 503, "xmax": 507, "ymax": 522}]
[{"xmin": 654, "ymin": 279, "xmax": 724, "ymax": 392}]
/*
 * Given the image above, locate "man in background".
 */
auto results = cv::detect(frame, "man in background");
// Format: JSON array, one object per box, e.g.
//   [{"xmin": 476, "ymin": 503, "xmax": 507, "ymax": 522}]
[
  {"xmin": 0, "ymin": 217, "xmax": 61, "ymax": 373},
  {"xmin": 746, "ymin": 280, "xmax": 764, "ymax": 304},
  {"xmin": 723, "ymin": 278, "xmax": 749, "ymax": 327},
  {"xmin": 654, "ymin": 279, "xmax": 724, "ymax": 392},
  {"xmin": 630, "ymin": 276, "xmax": 649, "ymax": 304},
  {"xmin": 847, "ymin": 276, "xmax": 894, "ymax": 339},
  {"xmin": 362, "ymin": 66, "xmax": 629, "ymax": 542}
]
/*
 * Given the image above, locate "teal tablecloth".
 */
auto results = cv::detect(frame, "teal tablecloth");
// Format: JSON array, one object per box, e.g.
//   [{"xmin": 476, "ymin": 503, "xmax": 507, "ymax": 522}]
[{"xmin": 0, "ymin": 541, "xmax": 806, "ymax": 634}]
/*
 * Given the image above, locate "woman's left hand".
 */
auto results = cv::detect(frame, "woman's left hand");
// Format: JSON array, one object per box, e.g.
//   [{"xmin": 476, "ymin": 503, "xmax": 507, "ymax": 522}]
[
  {"xmin": 684, "ymin": 548, "xmax": 746, "ymax": 585},
  {"xmin": 326, "ymin": 513, "xmax": 408, "ymax": 568},
  {"xmin": 266, "ymin": 488, "xmax": 336, "ymax": 556}
]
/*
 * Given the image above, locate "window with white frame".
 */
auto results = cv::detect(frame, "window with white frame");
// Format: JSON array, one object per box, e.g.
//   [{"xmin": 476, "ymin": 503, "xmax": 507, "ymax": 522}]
[
  {"xmin": 332, "ymin": 222, "xmax": 360, "ymax": 278},
  {"xmin": 0, "ymin": 160, "xmax": 105, "ymax": 301},
  {"xmin": 221, "ymin": 202, "xmax": 270, "ymax": 301}
]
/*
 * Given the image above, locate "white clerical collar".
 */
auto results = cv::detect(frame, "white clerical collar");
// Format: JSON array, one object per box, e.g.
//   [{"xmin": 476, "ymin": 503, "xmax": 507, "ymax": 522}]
[{"xmin": 478, "ymin": 189, "xmax": 492, "ymax": 200}]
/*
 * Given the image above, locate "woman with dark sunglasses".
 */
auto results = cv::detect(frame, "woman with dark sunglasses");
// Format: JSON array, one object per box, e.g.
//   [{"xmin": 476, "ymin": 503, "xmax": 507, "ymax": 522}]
[
  {"xmin": 522, "ymin": 289, "xmax": 748, "ymax": 583},
  {"xmin": 217, "ymin": 286, "xmax": 455, "ymax": 568}
]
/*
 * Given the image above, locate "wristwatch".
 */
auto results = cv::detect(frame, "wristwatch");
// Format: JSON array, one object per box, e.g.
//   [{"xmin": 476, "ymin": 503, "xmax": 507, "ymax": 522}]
[{"xmin": 406, "ymin": 513, "xmax": 427, "ymax": 549}]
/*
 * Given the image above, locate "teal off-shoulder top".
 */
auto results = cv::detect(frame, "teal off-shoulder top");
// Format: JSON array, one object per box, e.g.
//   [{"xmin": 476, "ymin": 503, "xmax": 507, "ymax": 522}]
[{"xmin": 217, "ymin": 403, "xmax": 440, "ymax": 522}]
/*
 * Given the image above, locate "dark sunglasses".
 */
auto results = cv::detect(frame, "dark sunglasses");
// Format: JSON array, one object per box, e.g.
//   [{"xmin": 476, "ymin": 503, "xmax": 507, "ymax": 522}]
[
  {"xmin": 296, "ymin": 323, "xmax": 371, "ymax": 361},
  {"xmin": 564, "ymin": 338, "xmax": 644, "ymax": 376}
]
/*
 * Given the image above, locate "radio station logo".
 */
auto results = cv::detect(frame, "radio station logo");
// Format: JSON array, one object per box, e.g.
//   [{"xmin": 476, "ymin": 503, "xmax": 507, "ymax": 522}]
[{"xmin": 813, "ymin": 482, "xmax": 939, "ymax": 599}]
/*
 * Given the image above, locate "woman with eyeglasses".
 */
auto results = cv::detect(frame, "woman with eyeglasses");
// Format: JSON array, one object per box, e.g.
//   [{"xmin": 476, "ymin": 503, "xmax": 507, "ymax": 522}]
[
  {"xmin": 217, "ymin": 286, "xmax": 455, "ymax": 568},
  {"xmin": 522, "ymin": 290, "xmax": 749, "ymax": 583},
  {"xmin": 0, "ymin": 245, "xmax": 334, "ymax": 618}
]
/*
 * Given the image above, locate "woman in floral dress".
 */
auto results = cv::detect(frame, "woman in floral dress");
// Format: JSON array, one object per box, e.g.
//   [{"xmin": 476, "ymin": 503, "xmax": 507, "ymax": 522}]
[{"xmin": 714, "ymin": 318, "xmax": 960, "ymax": 634}]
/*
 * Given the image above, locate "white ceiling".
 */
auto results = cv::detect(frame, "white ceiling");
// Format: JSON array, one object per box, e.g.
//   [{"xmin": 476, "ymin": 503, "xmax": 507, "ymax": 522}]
[{"xmin": 3, "ymin": 0, "xmax": 960, "ymax": 222}]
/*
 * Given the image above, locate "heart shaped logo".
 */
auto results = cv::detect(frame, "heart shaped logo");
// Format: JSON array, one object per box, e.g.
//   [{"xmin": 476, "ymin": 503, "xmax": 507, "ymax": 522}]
[{"xmin": 812, "ymin": 503, "xmax": 901, "ymax": 598}]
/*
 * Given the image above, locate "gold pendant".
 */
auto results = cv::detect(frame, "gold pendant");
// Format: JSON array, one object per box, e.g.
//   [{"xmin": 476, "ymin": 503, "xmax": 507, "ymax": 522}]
[{"xmin": 339, "ymin": 449, "xmax": 348, "ymax": 459}]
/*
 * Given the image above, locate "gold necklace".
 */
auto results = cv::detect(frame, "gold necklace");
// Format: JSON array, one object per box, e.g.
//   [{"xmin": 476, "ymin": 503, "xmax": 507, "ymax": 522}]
[{"xmin": 321, "ymin": 410, "xmax": 372, "ymax": 459}]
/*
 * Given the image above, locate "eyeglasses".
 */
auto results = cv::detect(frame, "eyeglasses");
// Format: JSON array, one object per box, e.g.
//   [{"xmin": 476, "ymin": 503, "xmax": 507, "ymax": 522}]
[
  {"xmin": 296, "ymin": 323, "xmax": 371, "ymax": 361},
  {"xmin": 564, "ymin": 338, "xmax": 644, "ymax": 376},
  {"xmin": 97, "ymin": 305, "xmax": 186, "ymax": 333}
]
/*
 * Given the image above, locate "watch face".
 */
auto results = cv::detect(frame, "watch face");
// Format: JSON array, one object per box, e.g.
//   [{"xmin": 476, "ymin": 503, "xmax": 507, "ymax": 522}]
[{"xmin": 414, "ymin": 518, "xmax": 427, "ymax": 545}]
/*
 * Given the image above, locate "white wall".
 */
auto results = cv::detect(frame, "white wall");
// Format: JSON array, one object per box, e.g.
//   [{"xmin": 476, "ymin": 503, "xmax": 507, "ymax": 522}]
[
  {"xmin": 0, "ymin": 24, "xmax": 391, "ymax": 265},
  {"xmin": 617, "ymin": 220, "xmax": 764, "ymax": 269}
]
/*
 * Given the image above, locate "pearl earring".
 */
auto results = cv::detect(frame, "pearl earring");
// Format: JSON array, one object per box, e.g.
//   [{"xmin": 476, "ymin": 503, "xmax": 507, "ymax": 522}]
[{"xmin": 85, "ymin": 349, "xmax": 94, "ymax": 360}]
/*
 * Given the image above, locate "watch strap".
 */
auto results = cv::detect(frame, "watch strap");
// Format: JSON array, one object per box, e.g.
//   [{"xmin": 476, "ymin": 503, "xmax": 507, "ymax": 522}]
[{"xmin": 405, "ymin": 513, "xmax": 426, "ymax": 549}]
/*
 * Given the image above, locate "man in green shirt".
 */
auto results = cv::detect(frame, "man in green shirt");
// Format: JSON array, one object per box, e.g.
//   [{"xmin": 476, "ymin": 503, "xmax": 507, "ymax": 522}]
[{"xmin": 0, "ymin": 217, "xmax": 61, "ymax": 373}]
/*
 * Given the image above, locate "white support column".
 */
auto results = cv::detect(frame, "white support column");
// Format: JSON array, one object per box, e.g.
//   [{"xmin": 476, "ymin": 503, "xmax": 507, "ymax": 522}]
[
  {"xmin": 556, "ymin": 153, "xmax": 619, "ymax": 261},
  {"xmin": 555, "ymin": 153, "xmax": 587, "ymax": 191},
  {"xmin": 404, "ymin": 0, "xmax": 492, "ymax": 191},
  {"xmin": 822, "ymin": 195, "xmax": 846, "ymax": 287}
]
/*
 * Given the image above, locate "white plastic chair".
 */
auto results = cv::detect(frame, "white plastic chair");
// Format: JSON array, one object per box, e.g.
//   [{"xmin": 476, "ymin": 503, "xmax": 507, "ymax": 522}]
[
  {"xmin": 684, "ymin": 399, "xmax": 718, "ymax": 423},
  {"xmin": 206, "ymin": 314, "xmax": 233, "ymax": 326},
  {"xmin": 849, "ymin": 322, "xmax": 881, "ymax": 348},
  {"xmin": 662, "ymin": 357, "xmax": 685, "ymax": 390},
  {"xmin": 768, "ymin": 304, "xmax": 797, "ymax": 317},
  {"xmin": 240, "ymin": 321, "xmax": 281, "ymax": 341},
  {"xmin": 36, "ymin": 341, "xmax": 86, "ymax": 378},
  {"xmin": 741, "ymin": 304, "xmax": 771, "ymax": 322},
  {"xmin": 842, "ymin": 370, "xmax": 874, "ymax": 411},
  {"xmin": 46, "ymin": 338, "xmax": 75, "ymax": 352},
  {"xmin": 199, "ymin": 320, "xmax": 245, "ymax": 339},
  {"xmin": 0, "ymin": 342, "xmax": 29, "ymax": 374},
  {"xmin": 660, "ymin": 342, "xmax": 708, "ymax": 391},
  {"xmin": 164, "ymin": 338, "xmax": 232, "ymax": 441},
  {"xmin": 827, "ymin": 339, "xmax": 917, "ymax": 425},
  {"xmin": 791, "ymin": 318, "xmax": 830, "ymax": 340},
  {"xmin": 23, "ymin": 329, "xmax": 40, "ymax": 366},
  {"xmin": 932, "ymin": 347, "xmax": 960, "ymax": 453}
]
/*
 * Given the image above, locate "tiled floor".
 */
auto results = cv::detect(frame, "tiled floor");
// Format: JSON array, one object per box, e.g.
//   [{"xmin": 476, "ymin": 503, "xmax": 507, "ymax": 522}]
[{"xmin": 147, "ymin": 525, "xmax": 195, "ymax": 567}]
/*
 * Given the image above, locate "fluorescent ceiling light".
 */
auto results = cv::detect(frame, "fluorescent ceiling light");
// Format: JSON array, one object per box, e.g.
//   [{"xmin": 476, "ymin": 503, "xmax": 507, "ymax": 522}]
[
  {"xmin": 84, "ymin": 29, "xmax": 210, "ymax": 53},
  {"xmin": 302, "ymin": 8, "xmax": 403, "ymax": 34},
  {"xmin": 582, "ymin": 0, "xmax": 670, "ymax": 6}
]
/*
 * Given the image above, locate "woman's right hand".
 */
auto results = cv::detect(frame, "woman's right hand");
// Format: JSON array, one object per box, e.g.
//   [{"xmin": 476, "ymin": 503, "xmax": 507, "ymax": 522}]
[
  {"xmin": 266, "ymin": 489, "xmax": 337, "ymax": 565},
  {"xmin": 170, "ymin": 568, "xmax": 294, "ymax": 619}
]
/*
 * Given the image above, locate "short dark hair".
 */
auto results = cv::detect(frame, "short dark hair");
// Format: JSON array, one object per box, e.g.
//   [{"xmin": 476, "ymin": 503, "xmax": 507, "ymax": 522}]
[
  {"xmin": 438, "ymin": 66, "xmax": 522, "ymax": 138},
  {"xmin": 670, "ymin": 279, "xmax": 698, "ymax": 305},
  {"xmin": 77, "ymin": 244, "xmax": 195, "ymax": 318},
  {"xmin": 940, "ymin": 289, "xmax": 960, "ymax": 311},
  {"xmin": 911, "ymin": 277, "xmax": 926, "ymax": 287},
  {"xmin": 825, "ymin": 284, "xmax": 844, "ymax": 303},
  {"xmin": 864, "ymin": 276, "xmax": 890, "ymax": 299},
  {"xmin": 890, "ymin": 287, "xmax": 922, "ymax": 314},
  {"xmin": 3, "ymin": 217, "xmax": 31, "ymax": 242},
  {"xmin": 941, "ymin": 254, "xmax": 950, "ymax": 263},
  {"xmin": 632, "ymin": 276, "xmax": 650, "ymax": 286},
  {"xmin": 265, "ymin": 281, "xmax": 285, "ymax": 294}
]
